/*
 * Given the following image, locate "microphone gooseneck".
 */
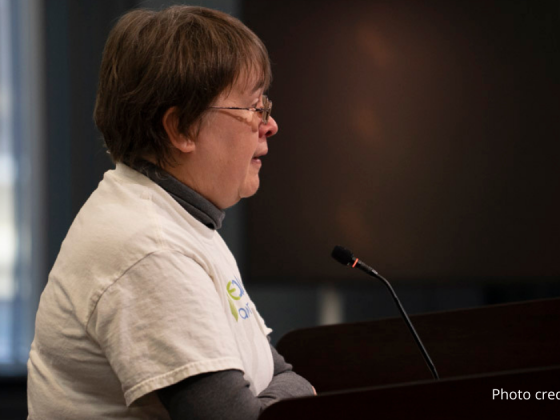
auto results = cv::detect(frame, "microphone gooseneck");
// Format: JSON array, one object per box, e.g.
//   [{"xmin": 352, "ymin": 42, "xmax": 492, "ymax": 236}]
[{"xmin": 331, "ymin": 245, "xmax": 440, "ymax": 380}]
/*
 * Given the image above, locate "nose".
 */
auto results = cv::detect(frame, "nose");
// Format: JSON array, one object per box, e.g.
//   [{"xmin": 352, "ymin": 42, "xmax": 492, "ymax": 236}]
[{"xmin": 260, "ymin": 116, "xmax": 278, "ymax": 138}]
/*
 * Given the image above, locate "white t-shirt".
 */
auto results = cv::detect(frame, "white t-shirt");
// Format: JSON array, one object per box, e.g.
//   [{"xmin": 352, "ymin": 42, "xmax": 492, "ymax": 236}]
[{"xmin": 27, "ymin": 163, "xmax": 274, "ymax": 419}]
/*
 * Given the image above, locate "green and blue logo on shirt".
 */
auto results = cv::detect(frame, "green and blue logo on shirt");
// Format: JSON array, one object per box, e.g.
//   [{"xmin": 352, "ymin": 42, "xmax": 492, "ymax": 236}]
[{"xmin": 226, "ymin": 277, "xmax": 252, "ymax": 322}]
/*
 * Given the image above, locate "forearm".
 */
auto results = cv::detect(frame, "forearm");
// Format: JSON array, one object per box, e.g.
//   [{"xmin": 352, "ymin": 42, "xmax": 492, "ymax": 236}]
[
  {"xmin": 259, "ymin": 342, "xmax": 315, "ymax": 406},
  {"xmin": 258, "ymin": 370, "xmax": 315, "ymax": 408},
  {"xmin": 158, "ymin": 344, "xmax": 314, "ymax": 420}
]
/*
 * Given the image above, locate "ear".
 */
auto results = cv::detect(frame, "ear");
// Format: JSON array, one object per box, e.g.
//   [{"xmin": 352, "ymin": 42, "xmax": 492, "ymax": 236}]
[{"xmin": 162, "ymin": 107, "xmax": 195, "ymax": 153}]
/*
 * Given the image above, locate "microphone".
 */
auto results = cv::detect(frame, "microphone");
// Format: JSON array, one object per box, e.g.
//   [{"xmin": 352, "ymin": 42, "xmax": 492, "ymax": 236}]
[{"xmin": 331, "ymin": 245, "xmax": 440, "ymax": 380}]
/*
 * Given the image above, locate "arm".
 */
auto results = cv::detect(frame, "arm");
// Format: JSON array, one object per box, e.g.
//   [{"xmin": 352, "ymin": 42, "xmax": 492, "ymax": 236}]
[
  {"xmin": 259, "ymin": 343, "xmax": 316, "ymax": 404},
  {"xmin": 158, "ymin": 343, "xmax": 314, "ymax": 420}
]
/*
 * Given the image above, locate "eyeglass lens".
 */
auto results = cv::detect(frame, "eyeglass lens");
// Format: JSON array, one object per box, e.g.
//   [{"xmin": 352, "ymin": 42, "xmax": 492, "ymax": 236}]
[{"xmin": 262, "ymin": 96, "xmax": 272, "ymax": 124}]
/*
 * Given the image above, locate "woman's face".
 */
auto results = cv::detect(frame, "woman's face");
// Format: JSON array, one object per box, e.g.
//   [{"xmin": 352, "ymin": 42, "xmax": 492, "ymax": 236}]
[{"xmin": 175, "ymin": 74, "xmax": 278, "ymax": 209}]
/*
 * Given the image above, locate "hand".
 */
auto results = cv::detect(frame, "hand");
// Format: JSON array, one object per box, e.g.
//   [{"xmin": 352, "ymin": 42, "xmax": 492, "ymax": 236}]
[{"xmin": 312, "ymin": 386, "xmax": 317, "ymax": 396}]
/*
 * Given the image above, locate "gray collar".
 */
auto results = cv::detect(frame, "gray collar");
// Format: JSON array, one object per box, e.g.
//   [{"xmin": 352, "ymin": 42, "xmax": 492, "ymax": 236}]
[{"xmin": 130, "ymin": 160, "xmax": 225, "ymax": 230}]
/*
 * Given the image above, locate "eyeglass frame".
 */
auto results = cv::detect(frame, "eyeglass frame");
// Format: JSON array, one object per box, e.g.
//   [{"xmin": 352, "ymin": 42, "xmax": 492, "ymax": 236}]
[{"xmin": 208, "ymin": 95, "xmax": 272, "ymax": 124}]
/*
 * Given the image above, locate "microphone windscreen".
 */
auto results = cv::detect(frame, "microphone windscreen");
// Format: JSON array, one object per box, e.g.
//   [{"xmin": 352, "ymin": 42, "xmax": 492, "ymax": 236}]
[{"xmin": 331, "ymin": 245, "xmax": 355, "ymax": 266}]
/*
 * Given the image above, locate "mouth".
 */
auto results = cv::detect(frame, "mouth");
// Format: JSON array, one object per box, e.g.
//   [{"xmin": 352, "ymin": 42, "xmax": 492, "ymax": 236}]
[{"xmin": 252, "ymin": 149, "xmax": 268, "ymax": 164}]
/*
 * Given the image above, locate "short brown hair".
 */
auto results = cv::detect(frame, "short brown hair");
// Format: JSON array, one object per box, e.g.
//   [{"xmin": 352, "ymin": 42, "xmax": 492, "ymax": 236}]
[{"xmin": 94, "ymin": 6, "xmax": 271, "ymax": 167}]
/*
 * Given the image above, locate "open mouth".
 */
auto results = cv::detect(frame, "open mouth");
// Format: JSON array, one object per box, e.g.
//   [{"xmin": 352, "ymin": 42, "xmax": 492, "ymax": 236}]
[{"xmin": 252, "ymin": 150, "xmax": 268, "ymax": 161}]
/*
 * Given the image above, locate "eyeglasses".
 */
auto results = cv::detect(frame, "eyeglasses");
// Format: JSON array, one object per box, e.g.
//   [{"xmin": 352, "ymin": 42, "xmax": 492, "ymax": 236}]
[{"xmin": 209, "ymin": 95, "xmax": 272, "ymax": 124}]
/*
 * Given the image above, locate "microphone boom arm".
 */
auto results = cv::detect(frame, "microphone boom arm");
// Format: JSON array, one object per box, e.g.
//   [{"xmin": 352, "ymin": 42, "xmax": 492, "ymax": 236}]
[
  {"xmin": 332, "ymin": 246, "xmax": 440, "ymax": 380},
  {"xmin": 356, "ymin": 259, "xmax": 439, "ymax": 380}
]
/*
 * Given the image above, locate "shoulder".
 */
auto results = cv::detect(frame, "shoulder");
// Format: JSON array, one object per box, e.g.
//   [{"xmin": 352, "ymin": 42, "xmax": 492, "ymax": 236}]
[{"xmin": 60, "ymin": 163, "xmax": 214, "ymax": 270}]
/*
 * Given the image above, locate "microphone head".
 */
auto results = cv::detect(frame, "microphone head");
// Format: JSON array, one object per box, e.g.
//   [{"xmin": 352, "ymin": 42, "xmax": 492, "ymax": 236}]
[{"xmin": 331, "ymin": 245, "xmax": 355, "ymax": 266}]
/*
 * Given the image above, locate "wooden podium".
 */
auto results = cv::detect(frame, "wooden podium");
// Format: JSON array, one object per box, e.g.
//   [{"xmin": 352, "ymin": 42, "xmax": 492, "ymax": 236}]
[
  {"xmin": 260, "ymin": 298, "xmax": 560, "ymax": 419},
  {"xmin": 260, "ymin": 365, "xmax": 560, "ymax": 419}
]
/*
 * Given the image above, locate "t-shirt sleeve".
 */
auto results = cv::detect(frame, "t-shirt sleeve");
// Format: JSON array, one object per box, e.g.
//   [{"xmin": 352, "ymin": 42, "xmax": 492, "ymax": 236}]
[{"xmin": 87, "ymin": 250, "xmax": 245, "ymax": 406}]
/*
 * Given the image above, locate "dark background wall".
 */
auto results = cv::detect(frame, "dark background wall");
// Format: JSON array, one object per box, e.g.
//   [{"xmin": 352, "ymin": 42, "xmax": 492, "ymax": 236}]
[
  {"xmin": 243, "ymin": 0, "xmax": 560, "ymax": 355},
  {"xmin": 4, "ymin": 0, "xmax": 560, "ymax": 418},
  {"xmin": 244, "ymin": 0, "xmax": 560, "ymax": 282}
]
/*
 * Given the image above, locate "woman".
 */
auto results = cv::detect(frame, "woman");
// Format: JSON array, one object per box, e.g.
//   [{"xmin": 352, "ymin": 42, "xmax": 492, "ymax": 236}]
[{"xmin": 27, "ymin": 6, "xmax": 314, "ymax": 419}]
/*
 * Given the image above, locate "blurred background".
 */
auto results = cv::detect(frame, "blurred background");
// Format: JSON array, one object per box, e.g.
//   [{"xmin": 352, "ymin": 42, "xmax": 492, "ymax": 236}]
[{"xmin": 1, "ymin": 0, "xmax": 559, "ymax": 417}]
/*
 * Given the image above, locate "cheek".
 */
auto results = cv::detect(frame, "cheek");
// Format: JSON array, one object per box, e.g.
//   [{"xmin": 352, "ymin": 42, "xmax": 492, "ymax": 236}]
[
  {"xmin": 221, "ymin": 145, "xmax": 254, "ymax": 183},
  {"xmin": 249, "ymin": 117, "xmax": 260, "ymax": 132}
]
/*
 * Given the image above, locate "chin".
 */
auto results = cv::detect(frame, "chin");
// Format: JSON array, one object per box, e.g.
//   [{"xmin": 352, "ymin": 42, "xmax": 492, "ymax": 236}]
[{"xmin": 240, "ymin": 180, "xmax": 260, "ymax": 200}]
